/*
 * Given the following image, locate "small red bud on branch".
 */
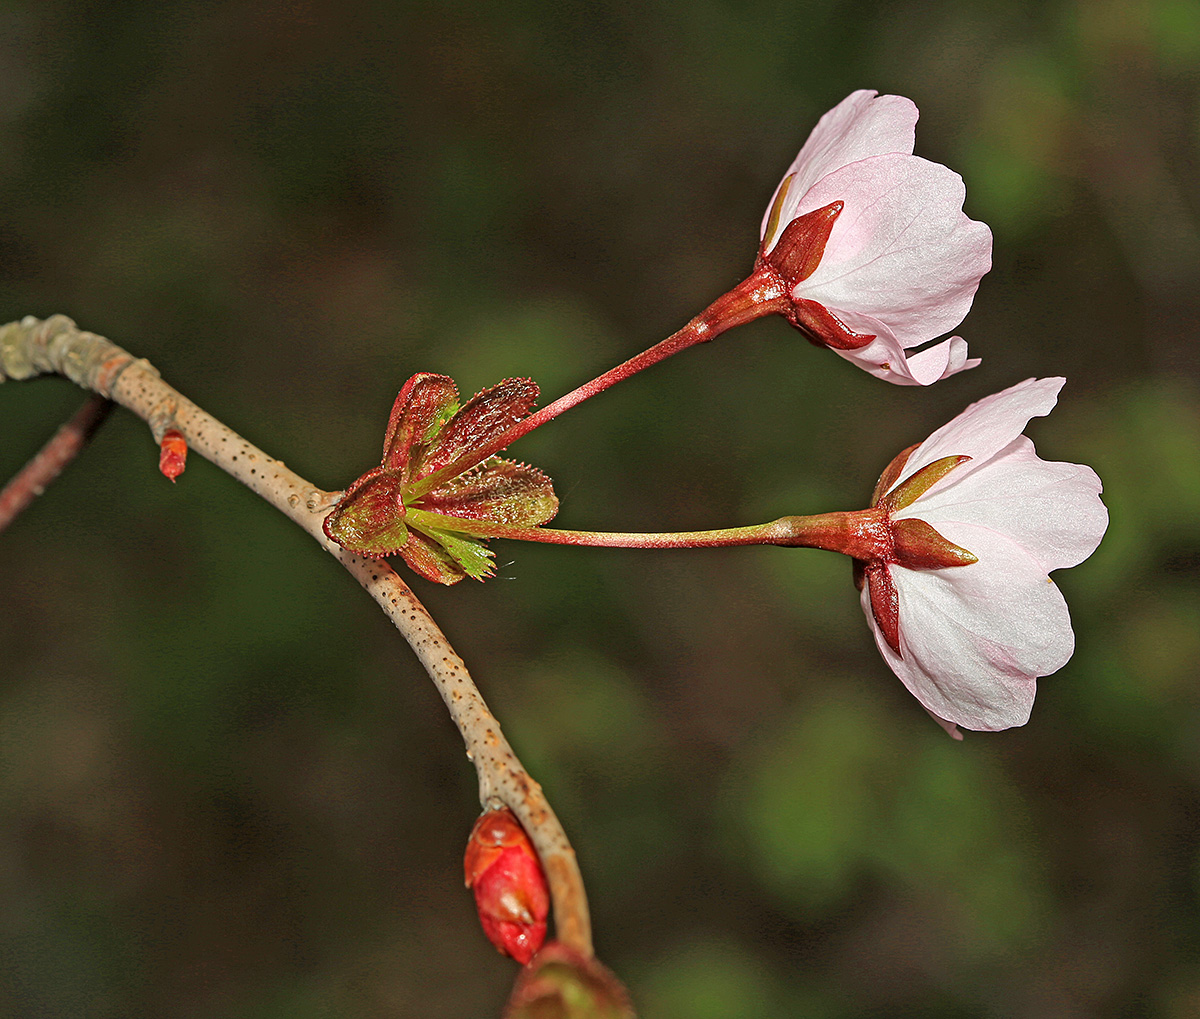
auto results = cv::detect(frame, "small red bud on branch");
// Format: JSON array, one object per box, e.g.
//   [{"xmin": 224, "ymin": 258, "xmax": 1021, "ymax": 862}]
[
  {"xmin": 465, "ymin": 808, "xmax": 550, "ymax": 965},
  {"xmin": 158, "ymin": 428, "xmax": 188, "ymax": 482},
  {"xmin": 504, "ymin": 941, "xmax": 635, "ymax": 1018}
]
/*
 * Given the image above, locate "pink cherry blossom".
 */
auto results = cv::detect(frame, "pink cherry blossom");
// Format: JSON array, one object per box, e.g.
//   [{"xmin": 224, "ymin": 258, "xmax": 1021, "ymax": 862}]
[
  {"xmin": 860, "ymin": 378, "xmax": 1108, "ymax": 735},
  {"xmin": 759, "ymin": 90, "xmax": 993, "ymax": 386}
]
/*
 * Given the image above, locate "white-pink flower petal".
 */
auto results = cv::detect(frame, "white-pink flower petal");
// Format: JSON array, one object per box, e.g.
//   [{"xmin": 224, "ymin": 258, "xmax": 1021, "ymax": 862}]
[
  {"xmin": 758, "ymin": 91, "xmax": 993, "ymax": 384},
  {"xmin": 861, "ymin": 377, "xmax": 1108, "ymax": 734},
  {"xmin": 761, "ymin": 90, "xmax": 917, "ymax": 249},
  {"xmin": 795, "ymin": 155, "xmax": 993, "ymax": 347},
  {"xmin": 867, "ymin": 525, "xmax": 1073, "ymax": 730},
  {"xmin": 894, "ymin": 377, "xmax": 1064, "ymax": 487},
  {"xmin": 905, "ymin": 436, "xmax": 1108, "ymax": 572},
  {"xmin": 834, "ymin": 330, "xmax": 979, "ymax": 386}
]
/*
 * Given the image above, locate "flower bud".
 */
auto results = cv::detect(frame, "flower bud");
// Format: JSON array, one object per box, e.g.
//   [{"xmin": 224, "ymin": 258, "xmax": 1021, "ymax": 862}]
[
  {"xmin": 504, "ymin": 941, "xmax": 634, "ymax": 1019},
  {"xmin": 464, "ymin": 808, "xmax": 550, "ymax": 965}
]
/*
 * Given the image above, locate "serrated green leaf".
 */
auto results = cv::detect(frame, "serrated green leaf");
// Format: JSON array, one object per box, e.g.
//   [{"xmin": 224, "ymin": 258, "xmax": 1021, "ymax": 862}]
[
  {"xmin": 398, "ymin": 528, "xmax": 469, "ymax": 585},
  {"xmin": 412, "ymin": 524, "xmax": 497, "ymax": 581}
]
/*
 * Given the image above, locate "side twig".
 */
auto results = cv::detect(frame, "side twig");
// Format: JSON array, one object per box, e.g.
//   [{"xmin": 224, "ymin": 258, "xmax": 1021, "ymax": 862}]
[
  {"xmin": 0, "ymin": 314, "xmax": 592, "ymax": 956},
  {"xmin": 0, "ymin": 392, "xmax": 112, "ymax": 533}
]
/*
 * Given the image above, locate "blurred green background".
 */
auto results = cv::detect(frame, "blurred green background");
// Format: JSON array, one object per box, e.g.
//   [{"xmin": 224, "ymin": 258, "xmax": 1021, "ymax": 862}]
[{"xmin": 1, "ymin": 1, "xmax": 1198, "ymax": 1016}]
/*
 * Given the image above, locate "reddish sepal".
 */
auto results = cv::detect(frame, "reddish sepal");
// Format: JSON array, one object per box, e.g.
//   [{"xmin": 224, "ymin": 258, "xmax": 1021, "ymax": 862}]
[
  {"xmin": 891, "ymin": 518, "xmax": 978, "ymax": 570},
  {"xmin": 788, "ymin": 297, "xmax": 877, "ymax": 350},
  {"xmin": 882, "ymin": 454, "xmax": 972, "ymax": 511},
  {"xmin": 760, "ymin": 200, "xmax": 843, "ymax": 284},
  {"xmin": 757, "ymin": 200, "xmax": 880, "ymax": 350},
  {"xmin": 870, "ymin": 443, "xmax": 919, "ymax": 507},
  {"xmin": 866, "ymin": 563, "xmax": 901, "ymax": 654}
]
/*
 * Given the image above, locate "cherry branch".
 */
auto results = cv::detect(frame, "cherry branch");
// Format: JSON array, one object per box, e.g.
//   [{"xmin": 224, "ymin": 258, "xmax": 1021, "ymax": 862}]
[
  {"xmin": 0, "ymin": 314, "xmax": 592, "ymax": 957},
  {"xmin": 0, "ymin": 392, "xmax": 112, "ymax": 532}
]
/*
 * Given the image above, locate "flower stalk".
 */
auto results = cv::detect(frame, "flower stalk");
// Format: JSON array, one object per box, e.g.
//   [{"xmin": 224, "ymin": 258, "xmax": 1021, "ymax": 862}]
[
  {"xmin": 410, "ymin": 89, "xmax": 995, "ymax": 476},
  {"xmin": 412, "ymin": 270, "xmax": 792, "ymax": 488},
  {"xmin": 401, "ymin": 505, "xmax": 971, "ymax": 565}
]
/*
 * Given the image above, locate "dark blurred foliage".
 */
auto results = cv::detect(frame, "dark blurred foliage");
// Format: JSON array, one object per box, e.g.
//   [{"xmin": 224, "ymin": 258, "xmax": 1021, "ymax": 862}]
[{"xmin": 1, "ymin": 1, "xmax": 1198, "ymax": 1016}]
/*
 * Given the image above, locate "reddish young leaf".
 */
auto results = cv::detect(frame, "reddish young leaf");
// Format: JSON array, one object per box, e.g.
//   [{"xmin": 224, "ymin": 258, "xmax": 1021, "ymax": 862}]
[
  {"xmin": 381, "ymin": 373, "xmax": 460, "ymax": 475},
  {"xmin": 419, "ymin": 459, "xmax": 558, "ymax": 526},
  {"xmin": 413, "ymin": 378, "xmax": 540, "ymax": 481},
  {"xmin": 504, "ymin": 942, "xmax": 635, "ymax": 1018},
  {"xmin": 322, "ymin": 468, "xmax": 409, "ymax": 557}
]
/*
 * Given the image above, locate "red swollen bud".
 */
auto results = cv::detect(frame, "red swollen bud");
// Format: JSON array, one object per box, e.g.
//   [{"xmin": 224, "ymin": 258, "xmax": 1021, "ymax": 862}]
[
  {"xmin": 158, "ymin": 429, "xmax": 187, "ymax": 482},
  {"xmin": 504, "ymin": 941, "xmax": 635, "ymax": 1019},
  {"xmin": 464, "ymin": 808, "xmax": 550, "ymax": 965}
]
